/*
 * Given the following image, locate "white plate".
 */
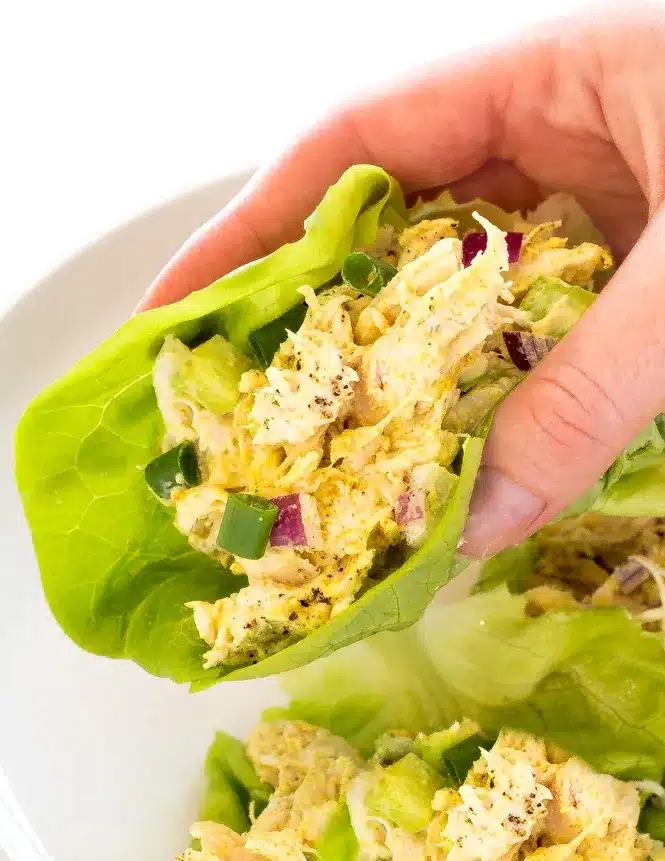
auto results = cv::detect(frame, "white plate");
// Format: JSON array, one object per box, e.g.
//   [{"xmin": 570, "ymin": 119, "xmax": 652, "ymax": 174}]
[
  {"xmin": 0, "ymin": 170, "xmax": 479, "ymax": 861},
  {"xmin": 0, "ymin": 170, "xmax": 286, "ymax": 861}
]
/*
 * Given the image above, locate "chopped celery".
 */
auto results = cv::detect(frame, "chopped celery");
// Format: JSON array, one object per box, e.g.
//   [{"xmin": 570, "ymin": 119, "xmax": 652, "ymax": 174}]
[
  {"xmin": 315, "ymin": 802, "xmax": 360, "ymax": 861},
  {"xmin": 365, "ymin": 753, "xmax": 443, "ymax": 834},
  {"xmin": 155, "ymin": 334, "xmax": 252, "ymax": 419},
  {"xmin": 416, "ymin": 722, "xmax": 488, "ymax": 786},
  {"xmin": 415, "ymin": 719, "xmax": 481, "ymax": 772},
  {"xmin": 443, "ymin": 374, "xmax": 522, "ymax": 435},
  {"xmin": 520, "ymin": 276, "xmax": 595, "ymax": 338},
  {"xmin": 373, "ymin": 732, "xmax": 415, "ymax": 766},
  {"xmin": 189, "ymin": 335, "xmax": 253, "ymax": 413}
]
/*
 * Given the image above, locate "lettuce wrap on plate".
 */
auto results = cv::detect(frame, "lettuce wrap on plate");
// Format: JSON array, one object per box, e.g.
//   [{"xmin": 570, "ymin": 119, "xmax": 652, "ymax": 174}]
[
  {"xmin": 176, "ymin": 589, "xmax": 665, "ymax": 861},
  {"xmin": 15, "ymin": 165, "xmax": 664, "ymax": 688}
]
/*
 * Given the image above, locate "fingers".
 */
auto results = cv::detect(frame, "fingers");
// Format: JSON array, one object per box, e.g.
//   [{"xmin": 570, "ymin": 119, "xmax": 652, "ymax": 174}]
[
  {"xmin": 137, "ymin": 45, "xmax": 533, "ymax": 311},
  {"xmin": 463, "ymin": 205, "xmax": 665, "ymax": 557}
]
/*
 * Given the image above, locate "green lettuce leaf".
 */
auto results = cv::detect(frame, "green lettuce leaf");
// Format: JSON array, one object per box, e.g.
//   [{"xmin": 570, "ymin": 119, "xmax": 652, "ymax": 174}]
[
  {"xmin": 640, "ymin": 804, "xmax": 665, "ymax": 842},
  {"xmin": 406, "ymin": 188, "xmax": 530, "ymax": 233},
  {"xmin": 473, "ymin": 540, "xmax": 538, "ymax": 595},
  {"xmin": 281, "ymin": 587, "xmax": 665, "ymax": 783},
  {"xmin": 197, "ymin": 731, "xmax": 270, "ymax": 834},
  {"xmin": 192, "ymin": 588, "xmax": 665, "ymax": 842},
  {"xmin": 194, "ymin": 732, "xmax": 360, "ymax": 859},
  {"xmin": 544, "ymin": 415, "xmax": 665, "ymax": 522},
  {"xmin": 14, "ymin": 164, "xmax": 489, "ymax": 689}
]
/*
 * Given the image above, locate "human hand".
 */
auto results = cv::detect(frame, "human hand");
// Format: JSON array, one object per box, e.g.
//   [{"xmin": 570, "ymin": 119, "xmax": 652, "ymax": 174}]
[{"xmin": 138, "ymin": 7, "xmax": 665, "ymax": 557}]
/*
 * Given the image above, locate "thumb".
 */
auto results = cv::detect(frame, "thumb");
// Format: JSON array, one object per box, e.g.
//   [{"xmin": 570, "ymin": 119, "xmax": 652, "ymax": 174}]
[{"xmin": 462, "ymin": 207, "xmax": 665, "ymax": 557}]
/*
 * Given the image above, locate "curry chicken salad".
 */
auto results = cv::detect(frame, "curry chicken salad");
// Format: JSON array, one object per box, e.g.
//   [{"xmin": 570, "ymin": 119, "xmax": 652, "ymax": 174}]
[
  {"xmin": 179, "ymin": 718, "xmax": 665, "ymax": 861},
  {"xmin": 145, "ymin": 209, "xmax": 611, "ymax": 670},
  {"xmin": 521, "ymin": 514, "xmax": 665, "ymax": 632}
]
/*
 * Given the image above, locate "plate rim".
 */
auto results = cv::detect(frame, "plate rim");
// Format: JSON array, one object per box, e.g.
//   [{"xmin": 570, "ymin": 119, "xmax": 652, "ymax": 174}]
[
  {"xmin": 0, "ymin": 167, "xmax": 256, "ymax": 861},
  {"xmin": 0, "ymin": 168, "xmax": 255, "ymax": 325}
]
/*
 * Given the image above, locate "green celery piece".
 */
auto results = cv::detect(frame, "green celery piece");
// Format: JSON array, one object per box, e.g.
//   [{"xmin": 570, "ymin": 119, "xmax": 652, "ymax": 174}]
[
  {"xmin": 415, "ymin": 720, "xmax": 483, "ymax": 778},
  {"xmin": 457, "ymin": 354, "xmax": 514, "ymax": 394},
  {"xmin": 188, "ymin": 335, "xmax": 252, "ymax": 414},
  {"xmin": 442, "ymin": 374, "xmax": 523, "ymax": 435},
  {"xmin": 366, "ymin": 753, "xmax": 443, "ymax": 834},
  {"xmin": 458, "ymin": 370, "xmax": 506, "ymax": 393},
  {"xmin": 519, "ymin": 276, "xmax": 595, "ymax": 338},
  {"xmin": 316, "ymin": 802, "xmax": 360, "ymax": 861},
  {"xmin": 373, "ymin": 733, "xmax": 416, "ymax": 766}
]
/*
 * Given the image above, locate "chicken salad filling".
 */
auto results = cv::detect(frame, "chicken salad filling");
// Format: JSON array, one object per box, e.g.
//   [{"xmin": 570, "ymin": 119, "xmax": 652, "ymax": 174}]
[
  {"xmin": 508, "ymin": 513, "xmax": 665, "ymax": 636},
  {"xmin": 178, "ymin": 718, "xmax": 665, "ymax": 861},
  {"xmin": 147, "ymin": 208, "xmax": 611, "ymax": 671}
]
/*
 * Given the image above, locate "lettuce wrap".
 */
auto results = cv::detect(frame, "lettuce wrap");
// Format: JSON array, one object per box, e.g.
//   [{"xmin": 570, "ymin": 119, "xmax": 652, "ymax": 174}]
[
  {"xmin": 14, "ymin": 165, "xmax": 665, "ymax": 688},
  {"xmin": 177, "ymin": 588, "xmax": 665, "ymax": 860}
]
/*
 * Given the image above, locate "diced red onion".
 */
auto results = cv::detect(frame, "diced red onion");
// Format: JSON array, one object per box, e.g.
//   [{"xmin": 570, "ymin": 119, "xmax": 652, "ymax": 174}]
[
  {"xmin": 395, "ymin": 489, "xmax": 426, "ymax": 527},
  {"xmin": 269, "ymin": 493, "xmax": 321, "ymax": 548},
  {"xmin": 506, "ymin": 232, "xmax": 523, "ymax": 263},
  {"xmin": 461, "ymin": 232, "xmax": 487, "ymax": 267},
  {"xmin": 614, "ymin": 558, "xmax": 650, "ymax": 595},
  {"xmin": 503, "ymin": 331, "xmax": 557, "ymax": 371},
  {"xmin": 462, "ymin": 231, "xmax": 523, "ymax": 267}
]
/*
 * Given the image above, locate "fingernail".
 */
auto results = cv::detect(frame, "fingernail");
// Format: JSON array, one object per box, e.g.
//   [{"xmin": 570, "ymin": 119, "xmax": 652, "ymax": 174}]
[{"xmin": 462, "ymin": 466, "xmax": 545, "ymax": 557}]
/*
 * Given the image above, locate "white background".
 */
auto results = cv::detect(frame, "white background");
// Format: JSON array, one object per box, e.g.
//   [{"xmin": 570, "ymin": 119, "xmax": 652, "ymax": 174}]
[
  {"xmin": 0, "ymin": 0, "xmax": 618, "ymax": 317},
  {"xmin": 0, "ymin": 2, "xmax": 654, "ymax": 859}
]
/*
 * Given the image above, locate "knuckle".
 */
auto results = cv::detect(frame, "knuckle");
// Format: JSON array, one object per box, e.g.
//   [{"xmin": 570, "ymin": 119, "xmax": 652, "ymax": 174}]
[{"xmin": 527, "ymin": 361, "xmax": 622, "ymax": 457}]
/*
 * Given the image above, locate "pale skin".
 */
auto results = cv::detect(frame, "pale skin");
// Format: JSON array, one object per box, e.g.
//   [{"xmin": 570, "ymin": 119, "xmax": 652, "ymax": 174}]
[{"xmin": 138, "ymin": 8, "xmax": 665, "ymax": 557}]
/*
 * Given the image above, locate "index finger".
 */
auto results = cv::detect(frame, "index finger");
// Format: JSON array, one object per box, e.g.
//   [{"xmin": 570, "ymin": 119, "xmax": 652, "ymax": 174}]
[{"xmin": 136, "ymin": 47, "xmax": 521, "ymax": 311}]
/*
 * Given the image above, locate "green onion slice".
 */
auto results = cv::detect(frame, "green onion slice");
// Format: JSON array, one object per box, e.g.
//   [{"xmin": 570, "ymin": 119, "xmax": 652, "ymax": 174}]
[
  {"xmin": 249, "ymin": 302, "xmax": 308, "ymax": 368},
  {"xmin": 440, "ymin": 735, "xmax": 490, "ymax": 786},
  {"xmin": 217, "ymin": 493, "xmax": 279, "ymax": 559},
  {"xmin": 144, "ymin": 441, "xmax": 201, "ymax": 501},
  {"xmin": 341, "ymin": 252, "xmax": 397, "ymax": 297}
]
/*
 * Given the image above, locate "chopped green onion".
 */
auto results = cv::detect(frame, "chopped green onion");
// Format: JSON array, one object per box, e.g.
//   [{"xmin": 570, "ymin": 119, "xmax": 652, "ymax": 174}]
[
  {"xmin": 341, "ymin": 252, "xmax": 397, "ymax": 297},
  {"xmin": 249, "ymin": 303, "xmax": 308, "ymax": 368},
  {"xmin": 217, "ymin": 493, "xmax": 279, "ymax": 559},
  {"xmin": 440, "ymin": 735, "xmax": 489, "ymax": 786},
  {"xmin": 144, "ymin": 441, "xmax": 201, "ymax": 501}
]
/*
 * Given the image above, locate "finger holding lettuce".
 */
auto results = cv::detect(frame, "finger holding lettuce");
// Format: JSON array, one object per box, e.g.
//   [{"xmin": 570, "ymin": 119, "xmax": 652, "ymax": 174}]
[{"xmin": 140, "ymin": 13, "xmax": 665, "ymax": 561}]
